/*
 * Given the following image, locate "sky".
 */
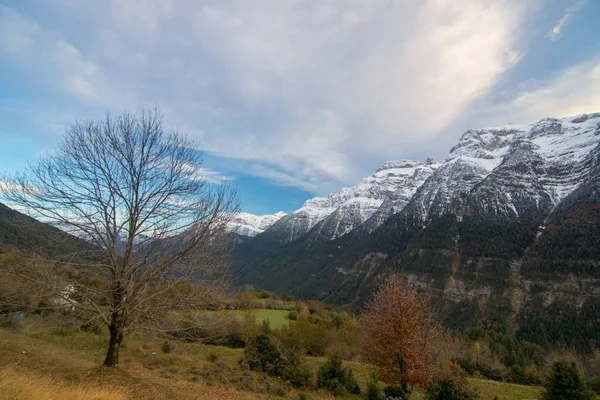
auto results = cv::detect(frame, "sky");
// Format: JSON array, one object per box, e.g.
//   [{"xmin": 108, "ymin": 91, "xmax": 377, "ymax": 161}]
[{"xmin": 1, "ymin": 0, "xmax": 599, "ymax": 215}]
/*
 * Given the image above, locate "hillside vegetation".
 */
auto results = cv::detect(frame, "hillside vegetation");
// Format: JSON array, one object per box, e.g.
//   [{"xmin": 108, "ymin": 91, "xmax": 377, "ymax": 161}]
[{"xmin": 0, "ymin": 315, "xmax": 550, "ymax": 400}]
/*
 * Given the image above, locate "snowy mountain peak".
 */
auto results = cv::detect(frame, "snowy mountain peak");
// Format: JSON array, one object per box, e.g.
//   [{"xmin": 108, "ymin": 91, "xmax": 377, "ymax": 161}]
[
  {"xmin": 228, "ymin": 211, "xmax": 287, "ymax": 237},
  {"xmin": 237, "ymin": 112, "xmax": 599, "ymax": 246},
  {"xmin": 265, "ymin": 158, "xmax": 440, "ymax": 243},
  {"xmin": 414, "ymin": 113, "xmax": 600, "ymax": 220}
]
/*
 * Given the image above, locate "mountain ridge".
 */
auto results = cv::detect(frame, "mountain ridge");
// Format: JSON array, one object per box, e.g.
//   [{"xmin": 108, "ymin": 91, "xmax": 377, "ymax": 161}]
[{"xmin": 232, "ymin": 112, "xmax": 600, "ymax": 349}]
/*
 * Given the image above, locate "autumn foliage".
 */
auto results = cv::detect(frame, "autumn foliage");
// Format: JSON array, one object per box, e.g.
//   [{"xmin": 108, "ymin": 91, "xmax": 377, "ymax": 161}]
[{"xmin": 360, "ymin": 273, "xmax": 436, "ymax": 394}]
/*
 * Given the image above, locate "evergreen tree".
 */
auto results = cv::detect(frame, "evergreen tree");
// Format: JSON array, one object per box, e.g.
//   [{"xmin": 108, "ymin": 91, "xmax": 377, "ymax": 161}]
[{"xmin": 541, "ymin": 359, "xmax": 594, "ymax": 400}]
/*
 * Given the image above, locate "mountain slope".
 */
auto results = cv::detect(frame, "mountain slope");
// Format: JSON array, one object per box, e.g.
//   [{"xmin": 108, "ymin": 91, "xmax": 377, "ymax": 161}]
[
  {"xmin": 232, "ymin": 113, "xmax": 600, "ymax": 348},
  {"xmin": 0, "ymin": 202, "xmax": 97, "ymax": 259}
]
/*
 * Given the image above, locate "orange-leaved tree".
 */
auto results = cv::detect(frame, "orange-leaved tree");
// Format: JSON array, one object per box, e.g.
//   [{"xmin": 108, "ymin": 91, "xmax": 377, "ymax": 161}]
[{"xmin": 360, "ymin": 273, "xmax": 436, "ymax": 396}]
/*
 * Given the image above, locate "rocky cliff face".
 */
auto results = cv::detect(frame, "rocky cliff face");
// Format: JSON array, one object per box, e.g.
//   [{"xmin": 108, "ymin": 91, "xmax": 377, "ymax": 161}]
[{"xmin": 232, "ymin": 113, "xmax": 600, "ymax": 349}]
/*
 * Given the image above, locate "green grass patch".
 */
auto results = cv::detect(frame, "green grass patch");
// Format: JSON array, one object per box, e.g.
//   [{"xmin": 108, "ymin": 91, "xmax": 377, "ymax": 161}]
[
  {"xmin": 470, "ymin": 378, "xmax": 542, "ymax": 399},
  {"xmin": 205, "ymin": 309, "xmax": 291, "ymax": 329}
]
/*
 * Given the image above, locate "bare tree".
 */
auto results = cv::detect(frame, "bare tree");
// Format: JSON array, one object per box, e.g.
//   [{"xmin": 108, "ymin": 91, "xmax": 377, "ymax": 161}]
[{"xmin": 1, "ymin": 108, "xmax": 239, "ymax": 367}]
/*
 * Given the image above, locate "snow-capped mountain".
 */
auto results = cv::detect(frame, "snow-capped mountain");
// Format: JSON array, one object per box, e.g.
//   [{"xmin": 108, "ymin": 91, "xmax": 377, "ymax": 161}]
[
  {"xmin": 228, "ymin": 211, "xmax": 287, "ymax": 237},
  {"xmin": 309, "ymin": 159, "xmax": 440, "ymax": 241},
  {"xmin": 406, "ymin": 113, "xmax": 600, "ymax": 222},
  {"xmin": 263, "ymin": 159, "xmax": 440, "ymax": 244},
  {"xmin": 233, "ymin": 112, "xmax": 600, "ymax": 330},
  {"xmin": 237, "ymin": 113, "xmax": 599, "ymax": 247}
]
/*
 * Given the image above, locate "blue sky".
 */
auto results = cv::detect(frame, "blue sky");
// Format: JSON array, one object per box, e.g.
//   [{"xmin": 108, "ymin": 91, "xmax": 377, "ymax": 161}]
[{"xmin": 1, "ymin": 0, "xmax": 599, "ymax": 215}]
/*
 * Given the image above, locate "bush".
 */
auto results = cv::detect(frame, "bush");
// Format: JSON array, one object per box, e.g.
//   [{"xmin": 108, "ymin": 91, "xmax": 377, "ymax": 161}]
[
  {"xmin": 541, "ymin": 359, "xmax": 594, "ymax": 400},
  {"xmin": 317, "ymin": 354, "xmax": 361, "ymax": 396},
  {"xmin": 288, "ymin": 310, "xmax": 298, "ymax": 321},
  {"xmin": 243, "ymin": 321, "xmax": 311, "ymax": 388},
  {"xmin": 290, "ymin": 317, "xmax": 332, "ymax": 356},
  {"xmin": 589, "ymin": 376, "xmax": 600, "ymax": 394},
  {"xmin": 243, "ymin": 322, "xmax": 282, "ymax": 374},
  {"xmin": 505, "ymin": 364, "xmax": 541, "ymax": 386},
  {"xmin": 425, "ymin": 361, "xmax": 478, "ymax": 400},
  {"xmin": 384, "ymin": 385, "xmax": 407, "ymax": 399},
  {"xmin": 161, "ymin": 340, "xmax": 172, "ymax": 353},
  {"xmin": 452, "ymin": 356, "xmax": 502, "ymax": 381},
  {"xmin": 365, "ymin": 375, "xmax": 385, "ymax": 400},
  {"xmin": 282, "ymin": 362, "xmax": 313, "ymax": 388}
]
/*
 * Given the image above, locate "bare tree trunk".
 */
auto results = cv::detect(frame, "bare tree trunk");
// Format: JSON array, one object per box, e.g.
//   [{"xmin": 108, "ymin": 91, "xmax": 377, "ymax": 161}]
[{"xmin": 103, "ymin": 319, "xmax": 124, "ymax": 367}]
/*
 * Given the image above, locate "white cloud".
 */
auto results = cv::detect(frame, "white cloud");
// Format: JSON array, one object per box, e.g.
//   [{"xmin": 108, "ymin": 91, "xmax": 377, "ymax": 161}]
[
  {"xmin": 179, "ymin": 163, "xmax": 234, "ymax": 184},
  {"xmin": 476, "ymin": 61, "xmax": 600, "ymax": 126},
  {"xmin": 548, "ymin": 0, "xmax": 587, "ymax": 41},
  {"xmin": 0, "ymin": 5, "xmax": 138, "ymax": 110},
  {"xmin": 0, "ymin": 181, "xmax": 22, "ymax": 193},
  {"xmin": 0, "ymin": 181, "xmax": 39, "ymax": 195}
]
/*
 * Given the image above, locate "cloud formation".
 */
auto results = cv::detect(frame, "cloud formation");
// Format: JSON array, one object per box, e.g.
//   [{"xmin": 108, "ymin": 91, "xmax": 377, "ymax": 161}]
[
  {"xmin": 1, "ymin": 1, "xmax": 597, "ymax": 196},
  {"xmin": 179, "ymin": 163, "xmax": 235, "ymax": 184},
  {"xmin": 548, "ymin": 0, "xmax": 587, "ymax": 41},
  {"xmin": 471, "ymin": 61, "xmax": 600, "ymax": 127}
]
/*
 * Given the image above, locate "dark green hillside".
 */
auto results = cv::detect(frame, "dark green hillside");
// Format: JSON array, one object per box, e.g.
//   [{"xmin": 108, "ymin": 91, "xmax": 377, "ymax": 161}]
[
  {"xmin": 0, "ymin": 202, "xmax": 97, "ymax": 259},
  {"xmin": 522, "ymin": 176, "xmax": 600, "ymax": 277},
  {"xmin": 516, "ymin": 175, "xmax": 600, "ymax": 352}
]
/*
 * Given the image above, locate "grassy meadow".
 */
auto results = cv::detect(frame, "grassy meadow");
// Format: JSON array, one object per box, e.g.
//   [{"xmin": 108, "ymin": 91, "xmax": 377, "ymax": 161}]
[{"xmin": 0, "ymin": 312, "xmax": 549, "ymax": 400}]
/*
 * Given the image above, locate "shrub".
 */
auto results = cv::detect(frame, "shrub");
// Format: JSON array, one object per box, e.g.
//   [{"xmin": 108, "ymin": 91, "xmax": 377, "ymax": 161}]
[
  {"xmin": 161, "ymin": 340, "xmax": 172, "ymax": 353},
  {"xmin": 452, "ymin": 356, "xmax": 502, "ymax": 381},
  {"xmin": 330, "ymin": 313, "xmax": 344, "ymax": 329},
  {"xmin": 425, "ymin": 361, "xmax": 478, "ymax": 400},
  {"xmin": 384, "ymin": 385, "xmax": 407, "ymax": 399},
  {"xmin": 257, "ymin": 289, "xmax": 272, "ymax": 299},
  {"xmin": 541, "ymin": 359, "xmax": 594, "ymax": 400},
  {"xmin": 365, "ymin": 375, "xmax": 384, "ymax": 400},
  {"xmin": 505, "ymin": 364, "xmax": 541, "ymax": 386},
  {"xmin": 282, "ymin": 362, "xmax": 313, "ymax": 388},
  {"xmin": 288, "ymin": 310, "xmax": 298, "ymax": 321},
  {"xmin": 290, "ymin": 316, "xmax": 333, "ymax": 356},
  {"xmin": 243, "ymin": 321, "xmax": 311, "ymax": 388},
  {"xmin": 317, "ymin": 354, "xmax": 361, "ymax": 396},
  {"xmin": 264, "ymin": 298, "xmax": 278, "ymax": 309},
  {"xmin": 234, "ymin": 285, "xmax": 262, "ymax": 309},
  {"xmin": 589, "ymin": 376, "xmax": 600, "ymax": 394},
  {"xmin": 243, "ymin": 322, "xmax": 282, "ymax": 374},
  {"xmin": 306, "ymin": 300, "xmax": 328, "ymax": 318}
]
